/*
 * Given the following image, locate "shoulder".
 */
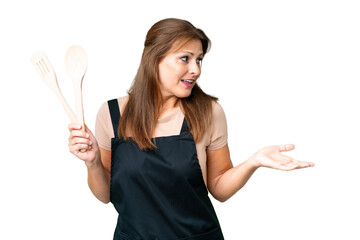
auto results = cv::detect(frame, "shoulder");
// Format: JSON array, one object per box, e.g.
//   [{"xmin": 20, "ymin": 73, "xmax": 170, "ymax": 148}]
[
  {"xmin": 97, "ymin": 95, "xmax": 129, "ymax": 116},
  {"xmin": 205, "ymin": 101, "xmax": 228, "ymax": 151},
  {"xmin": 95, "ymin": 96, "xmax": 129, "ymax": 149},
  {"xmin": 212, "ymin": 101, "xmax": 225, "ymax": 113},
  {"xmin": 95, "ymin": 95, "xmax": 129, "ymax": 132},
  {"xmin": 117, "ymin": 95, "xmax": 129, "ymax": 113},
  {"xmin": 211, "ymin": 101, "xmax": 226, "ymax": 123}
]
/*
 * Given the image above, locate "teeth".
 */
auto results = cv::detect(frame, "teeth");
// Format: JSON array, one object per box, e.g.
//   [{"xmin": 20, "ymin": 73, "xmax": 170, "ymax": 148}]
[{"xmin": 183, "ymin": 79, "xmax": 193, "ymax": 83}]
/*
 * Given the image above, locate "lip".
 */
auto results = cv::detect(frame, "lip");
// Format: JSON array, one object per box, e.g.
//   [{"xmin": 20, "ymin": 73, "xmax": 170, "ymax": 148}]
[{"xmin": 181, "ymin": 79, "xmax": 196, "ymax": 88}]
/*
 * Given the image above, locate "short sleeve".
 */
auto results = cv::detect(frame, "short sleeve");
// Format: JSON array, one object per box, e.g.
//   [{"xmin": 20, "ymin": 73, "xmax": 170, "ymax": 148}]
[
  {"xmin": 95, "ymin": 101, "xmax": 114, "ymax": 151},
  {"xmin": 207, "ymin": 102, "xmax": 228, "ymax": 150}
]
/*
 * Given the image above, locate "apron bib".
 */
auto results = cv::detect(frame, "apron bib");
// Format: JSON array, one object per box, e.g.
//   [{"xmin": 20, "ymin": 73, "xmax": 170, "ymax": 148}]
[{"xmin": 108, "ymin": 99, "xmax": 224, "ymax": 240}]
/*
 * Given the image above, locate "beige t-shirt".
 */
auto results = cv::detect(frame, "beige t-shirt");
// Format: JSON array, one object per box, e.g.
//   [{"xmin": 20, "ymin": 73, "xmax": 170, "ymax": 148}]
[{"xmin": 95, "ymin": 96, "xmax": 228, "ymax": 185}]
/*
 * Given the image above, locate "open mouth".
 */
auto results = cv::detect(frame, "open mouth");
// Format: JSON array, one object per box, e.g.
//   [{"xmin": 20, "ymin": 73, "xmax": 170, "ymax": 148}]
[{"xmin": 181, "ymin": 79, "xmax": 195, "ymax": 87}]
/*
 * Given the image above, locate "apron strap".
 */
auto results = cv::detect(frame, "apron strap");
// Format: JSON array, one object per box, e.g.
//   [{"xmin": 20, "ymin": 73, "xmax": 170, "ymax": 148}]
[
  {"xmin": 108, "ymin": 99, "xmax": 120, "ymax": 138},
  {"xmin": 180, "ymin": 117, "xmax": 189, "ymax": 134}
]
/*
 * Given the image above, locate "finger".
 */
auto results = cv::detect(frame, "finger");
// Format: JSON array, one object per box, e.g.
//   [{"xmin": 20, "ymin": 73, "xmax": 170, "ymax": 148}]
[
  {"xmin": 84, "ymin": 126, "xmax": 97, "ymax": 140},
  {"xmin": 69, "ymin": 130, "xmax": 90, "ymax": 139},
  {"xmin": 275, "ymin": 160, "xmax": 301, "ymax": 170},
  {"xmin": 69, "ymin": 136, "xmax": 92, "ymax": 147},
  {"xmin": 69, "ymin": 143, "xmax": 92, "ymax": 155},
  {"xmin": 71, "ymin": 137, "xmax": 92, "ymax": 146},
  {"xmin": 278, "ymin": 164, "xmax": 298, "ymax": 171},
  {"xmin": 297, "ymin": 161, "xmax": 315, "ymax": 168},
  {"xmin": 69, "ymin": 143, "xmax": 91, "ymax": 155},
  {"xmin": 68, "ymin": 123, "xmax": 83, "ymax": 131},
  {"xmin": 69, "ymin": 144, "xmax": 81, "ymax": 155},
  {"xmin": 279, "ymin": 160, "xmax": 315, "ymax": 171},
  {"xmin": 273, "ymin": 162, "xmax": 298, "ymax": 171},
  {"xmin": 283, "ymin": 159, "xmax": 303, "ymax": 167},
  {"xmin": 279, "ymin": 144, "xmax": 295, "ymax": 152},
  {"xmin": 84, "ymin": 124, "xmax": 92, "ymax": 133}
]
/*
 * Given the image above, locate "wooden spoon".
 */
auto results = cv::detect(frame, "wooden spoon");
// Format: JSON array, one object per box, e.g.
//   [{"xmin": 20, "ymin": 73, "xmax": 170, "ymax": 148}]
[{"xmin": 65, "ymin": 45, "xmax": 87, "ymax": 131}]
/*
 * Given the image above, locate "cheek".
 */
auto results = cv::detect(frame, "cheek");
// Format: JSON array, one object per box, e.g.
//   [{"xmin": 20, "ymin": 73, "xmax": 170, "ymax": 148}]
[
  {"xmin": 158, "ymin": 65, "xmax": 168, "ymax": 84},
  {"xmin": 159, "ymin": 62, "xmax": 181, "ymax": 84}
]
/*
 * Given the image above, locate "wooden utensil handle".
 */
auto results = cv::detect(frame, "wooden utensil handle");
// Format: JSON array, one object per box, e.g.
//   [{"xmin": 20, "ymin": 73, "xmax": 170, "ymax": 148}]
[
  {"xmin": 54, "ymin": 89, "xmax": 77, "ymax": 122},
  {"xmin": 56, "ymin": 89, "xmax": 86, "ymax": 153},
  {"xmin": 73, "ymin": 83, "xmax": 86, "ymax": 153},
  {"xmin": 73, "ymin": 85, "xmax": 84, "ymax": 124}
]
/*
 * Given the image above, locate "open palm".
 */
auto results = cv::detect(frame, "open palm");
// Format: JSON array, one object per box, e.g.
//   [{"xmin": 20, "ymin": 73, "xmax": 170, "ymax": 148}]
[{"xmin": 250, "ymin": 144, "xmax": 314, "ymax": 171}]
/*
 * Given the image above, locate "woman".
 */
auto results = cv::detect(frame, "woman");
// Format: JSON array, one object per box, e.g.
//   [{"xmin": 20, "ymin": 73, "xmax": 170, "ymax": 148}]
[{"xmin": 68, "ymin": 18, "xmax": 314, "ymax": 240}]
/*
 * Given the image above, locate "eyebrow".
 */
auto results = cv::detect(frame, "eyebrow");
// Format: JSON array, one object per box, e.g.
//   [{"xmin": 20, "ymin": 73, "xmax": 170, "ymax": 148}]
[{"xmin": 181, "ymin": 51, "xmax": 204, "ymax": 57}]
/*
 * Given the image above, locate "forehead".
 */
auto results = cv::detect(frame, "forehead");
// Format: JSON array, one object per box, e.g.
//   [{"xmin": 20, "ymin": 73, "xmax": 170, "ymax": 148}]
[{"xmin": 168, "ymin": 38, "xmax": 203, "ymax": 55}]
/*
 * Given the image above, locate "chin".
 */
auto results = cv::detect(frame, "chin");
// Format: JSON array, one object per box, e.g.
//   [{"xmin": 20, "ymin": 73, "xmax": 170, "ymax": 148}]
[{"xmin": 176, "ymin": 90, "xmax": 193, "ymax": 99}]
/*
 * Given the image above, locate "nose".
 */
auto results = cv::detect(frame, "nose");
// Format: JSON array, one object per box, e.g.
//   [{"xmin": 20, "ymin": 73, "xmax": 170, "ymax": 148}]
[{"xmin": 189, "ymin": 61, "xmax": 201, "ymax": 77}]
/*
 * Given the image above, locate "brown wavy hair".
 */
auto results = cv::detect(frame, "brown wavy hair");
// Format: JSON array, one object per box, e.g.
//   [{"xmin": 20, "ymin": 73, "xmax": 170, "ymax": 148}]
[{"xmin": 119, "ymin": 18, "xmax": 218, "ymax": 150}]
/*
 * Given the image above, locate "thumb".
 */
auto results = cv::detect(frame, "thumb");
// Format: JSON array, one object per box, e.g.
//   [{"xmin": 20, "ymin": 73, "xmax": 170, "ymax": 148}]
[
  {"xmin": 279, "ymin": 144, "xmax": 295, "ymax": 152},
  {"xmin": 84, "ymin": 125, "xmax": 98, "ymax": 143}
]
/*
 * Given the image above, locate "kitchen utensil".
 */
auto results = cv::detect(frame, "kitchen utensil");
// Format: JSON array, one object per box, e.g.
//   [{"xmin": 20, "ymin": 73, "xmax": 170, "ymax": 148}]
[
  {"xmin": 64, "ymin": 45, "xmax": 88, "ymax": 132},
  {"xmin": 30, "ymin": 50, "xmax": 77, "ymax": 122}
]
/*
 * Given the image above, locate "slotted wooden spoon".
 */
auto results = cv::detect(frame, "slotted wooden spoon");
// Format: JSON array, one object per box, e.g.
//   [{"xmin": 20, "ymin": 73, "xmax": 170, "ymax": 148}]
[
  {"xmin": 30, "ymin": 50, "xmax": 77, "ymax": 122},
  {"xmin": 65, "ymin": 45, "xmax": 88, "ymax": 132}
]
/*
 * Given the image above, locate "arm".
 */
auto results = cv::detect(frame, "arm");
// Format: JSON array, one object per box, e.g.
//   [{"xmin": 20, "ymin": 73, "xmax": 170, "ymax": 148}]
[
  {"xmin": 86, "ymin": 147, "xmax": 111, "ymax": 203},
  {"xmin": 207, "ymin": 144, "xmax": 314, "ymax": 202},
  {"xmin": 68, "ymin": 123, "xmax": 111, "ymax": 203}
]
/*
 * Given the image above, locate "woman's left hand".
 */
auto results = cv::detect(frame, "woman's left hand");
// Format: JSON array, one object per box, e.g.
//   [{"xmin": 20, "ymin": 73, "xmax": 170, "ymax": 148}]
[{"xmin": 248, "ymin": 144, "xmax": 314, "ymax": 171}]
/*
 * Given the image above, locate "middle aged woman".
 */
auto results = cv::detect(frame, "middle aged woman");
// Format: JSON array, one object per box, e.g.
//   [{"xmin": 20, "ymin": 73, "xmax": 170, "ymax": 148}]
[{"xmin": 68, "ymin": 18, "xmax": 314, "ymax": 240}]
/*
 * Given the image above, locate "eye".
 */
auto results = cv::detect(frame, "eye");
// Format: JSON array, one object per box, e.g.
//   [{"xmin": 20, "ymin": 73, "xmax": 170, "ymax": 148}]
[
  {"xmin": 196, "ymin": 58, "xmax": 203, "ymax": 65},
  {"xmin": 180, "ymin": 56, "xmax": 189, "ymax": 62}
]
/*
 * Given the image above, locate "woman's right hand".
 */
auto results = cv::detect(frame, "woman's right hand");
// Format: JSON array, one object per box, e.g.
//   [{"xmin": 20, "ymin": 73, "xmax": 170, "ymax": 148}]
[
  {"xmin": 68, "ymin": 124, "xmax": 110, "ymax": 203},
  {"xmin": 68, "ymin": 123, "xmax": 100, "ymax": 166}
]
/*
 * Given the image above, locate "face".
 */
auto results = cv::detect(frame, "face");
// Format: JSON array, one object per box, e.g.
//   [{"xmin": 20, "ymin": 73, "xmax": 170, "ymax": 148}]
[{"xmin": 158, "ymin": 39, "xmax": 203, "ymax": 100}]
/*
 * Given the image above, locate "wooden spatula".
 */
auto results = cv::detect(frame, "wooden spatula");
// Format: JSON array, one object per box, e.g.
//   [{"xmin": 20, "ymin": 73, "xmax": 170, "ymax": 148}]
[
  {"xmin": 65, "ymin": 45, "xmax": 88, "ymax": 132},
  {"xmin": 30, "ymin": 50, "xmax": 77, "ymax": 122}
]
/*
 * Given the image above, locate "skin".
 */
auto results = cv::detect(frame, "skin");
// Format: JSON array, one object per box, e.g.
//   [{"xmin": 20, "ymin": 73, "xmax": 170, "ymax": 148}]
[
  {"xmin": 68, "ymin": 39, "xmax": 314, "ymax": 203},
  {"xmin": 157, "ymin": 39, "xmax": 203, "ymax": 113}
]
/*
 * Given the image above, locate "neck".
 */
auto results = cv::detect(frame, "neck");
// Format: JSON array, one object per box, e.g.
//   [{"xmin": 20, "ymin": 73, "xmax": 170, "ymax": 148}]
[{"xmin": 158, "ymin": 96, "xmax": 179, "ymax": 118}]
